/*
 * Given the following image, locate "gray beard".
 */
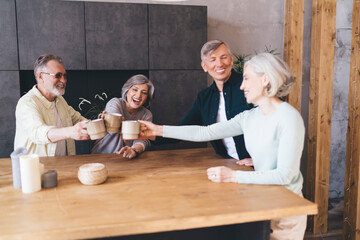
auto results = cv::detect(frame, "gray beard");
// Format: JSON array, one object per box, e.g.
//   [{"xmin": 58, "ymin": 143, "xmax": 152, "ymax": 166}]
[{"xmin": 51, "ymin": 87, "xmax": 65, "ymax": 97}]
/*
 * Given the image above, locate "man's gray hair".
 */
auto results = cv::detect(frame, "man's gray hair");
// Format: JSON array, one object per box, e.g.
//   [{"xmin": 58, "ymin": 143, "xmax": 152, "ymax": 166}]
[
  {"xmin": 200, "ymin": 40, "xmax": 232, "ymax": 63},
  {"xmin": 244, "ymin": 53, "xmax": 295, "ymax": 98},
  {"xmin": 34, "ymin": 54, "xmax": 63, "ymax": 82},
  {"xmin": 121, "ymin": 74, "xmax": 155, "ymax": 108}
]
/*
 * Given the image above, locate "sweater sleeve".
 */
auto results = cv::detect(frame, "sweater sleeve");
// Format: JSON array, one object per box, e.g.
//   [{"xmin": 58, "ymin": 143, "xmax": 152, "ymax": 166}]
[
  {"xmin": 163, "ymin": 113, "xmax": 244, "ymax": 142},
  {"xmin": 235, "ymin": 111, "xmax": 305, "ymax": 189}
]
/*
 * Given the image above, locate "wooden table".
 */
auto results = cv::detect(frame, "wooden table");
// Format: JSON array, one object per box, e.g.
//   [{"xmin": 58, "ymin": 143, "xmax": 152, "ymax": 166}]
[{"xmin": 0, "ymin": 148, "xmax": 317, "ymax": 240}]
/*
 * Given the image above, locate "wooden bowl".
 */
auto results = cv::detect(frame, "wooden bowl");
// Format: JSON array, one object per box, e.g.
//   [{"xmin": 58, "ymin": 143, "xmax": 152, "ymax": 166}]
[{"xmin": 78, "ymin": 163, "xmax": 108, "ymax": 185}]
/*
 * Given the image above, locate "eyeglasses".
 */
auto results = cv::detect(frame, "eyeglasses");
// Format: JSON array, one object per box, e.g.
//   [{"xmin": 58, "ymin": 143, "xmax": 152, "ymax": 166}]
[{"xmin": 41, "ymin": 72, "xmax": 67, "ymax": 79}]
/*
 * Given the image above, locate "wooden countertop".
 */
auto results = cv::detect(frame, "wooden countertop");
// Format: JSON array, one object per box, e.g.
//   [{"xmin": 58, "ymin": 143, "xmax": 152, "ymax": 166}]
[{"xmin": 0, "ymin": 148, "xmax": 317, "ymax": 240}]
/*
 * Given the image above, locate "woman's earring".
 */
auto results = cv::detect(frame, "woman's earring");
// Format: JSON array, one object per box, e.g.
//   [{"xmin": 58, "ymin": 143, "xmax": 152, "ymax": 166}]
[{"xmin": 266, "ymin": 83, "xmax": 271, "ymax": 91}]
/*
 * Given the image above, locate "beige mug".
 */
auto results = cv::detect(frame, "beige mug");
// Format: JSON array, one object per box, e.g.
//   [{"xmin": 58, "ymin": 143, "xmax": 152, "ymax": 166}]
[
  {"xmin": 104, "ymin": 113, "xmax": 122, "ymax": 133},
  {"xmin": 87, "ymin": 119, "xmax": 106, "ymax": 140},
  {"xmin": 121, "ymin": 120, "xmax": 140, "ymax": 140}
]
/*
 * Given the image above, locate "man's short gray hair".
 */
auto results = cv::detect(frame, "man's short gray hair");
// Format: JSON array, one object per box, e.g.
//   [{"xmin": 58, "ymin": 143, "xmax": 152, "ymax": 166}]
[
  {"xmin": 244, "ymin": 53, "xmax": 295, "ymax": 98},
  {"xmin": 121, "ymin": 74, "xmax": 155, "ymax": 108},
  {"xmin": 200, "ymin": 40, "xmax": 232, "ymax": 63},
  {"xmin": 34, "ymin": 54, "xmax": 63, "ymax": 82}
]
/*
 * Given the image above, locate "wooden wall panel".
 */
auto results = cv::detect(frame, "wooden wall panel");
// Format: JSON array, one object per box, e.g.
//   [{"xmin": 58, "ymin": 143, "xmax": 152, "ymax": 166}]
[
  {"xmin": 343, "ymin": 0, "xmax": 360, "ymax": 239},
  {"xmin": 283, "ymin": 0, "xmax": 304, "ymax": 112},
  {"xmin": 306, "ymin": 0, "xmax": 336, "ymax": 234}
]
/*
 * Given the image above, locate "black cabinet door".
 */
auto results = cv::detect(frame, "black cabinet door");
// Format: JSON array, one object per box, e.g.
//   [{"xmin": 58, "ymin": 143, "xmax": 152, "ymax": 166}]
[
  {"xmin": 149, "ymin": 5, "xmax": 207, "ymax": 70},
  {"xmin": 150, "ymin": 70, "xmax": 207, "ymax": 124},
  {"xmin": 0, "ymin": 0, "xmax": 18, "ymax": 70},
  {"xmin": 85, "ymin": 2, "xmax": 148, "ymax": 70},
  {"xmin": 16, "ymin": 0, "xmax": 86, "ymax": 70},
  {"xmin": 0, "ymin": 71, "xmax": 20, "ymax": 157},
  {"xmin": 149, "ymin": 70, "xmax": 207, "ymax": 150}
]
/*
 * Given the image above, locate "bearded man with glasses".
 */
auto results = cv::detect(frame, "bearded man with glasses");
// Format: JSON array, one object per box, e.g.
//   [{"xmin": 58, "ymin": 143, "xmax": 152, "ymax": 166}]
[{"xmin": 14, "ymin": 54, "xmax": 90, "ymax": 156}]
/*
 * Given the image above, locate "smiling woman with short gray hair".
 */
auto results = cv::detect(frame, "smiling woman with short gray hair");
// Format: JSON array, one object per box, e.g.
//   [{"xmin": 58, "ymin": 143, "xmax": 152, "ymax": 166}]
[
  {"xmin": 91, "ymin": 74, "xmax": 154, "ymax": 159},
  {"xmin": 121, "ymin": 74, "xmax": 155, "ymax": 108}
]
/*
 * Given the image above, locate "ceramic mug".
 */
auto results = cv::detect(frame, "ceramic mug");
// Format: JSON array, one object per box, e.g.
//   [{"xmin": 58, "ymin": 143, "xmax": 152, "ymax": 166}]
[
  {"xmin": 104, "ymin": 113, "xmax": 122, "ymax": 133},
  {"xmin": 87, "ymin": 119, "xmax": 106, "ymax": 140},
  {"xmin": 121, "ymin": 120, "xmax": 140, "ymax": 140}
]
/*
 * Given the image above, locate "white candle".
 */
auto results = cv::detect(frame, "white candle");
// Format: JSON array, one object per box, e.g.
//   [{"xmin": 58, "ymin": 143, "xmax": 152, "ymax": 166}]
[
  {"xmin": 19, "ymin": 154, "xmax": 41, "ymax": 194},
  {"xmin": 10, "ymin": 147, "xmax": 28, "ymax": 189},
  {"xmin": 39, "ymin": 163, "xmax": 45, "ymax": 176}
]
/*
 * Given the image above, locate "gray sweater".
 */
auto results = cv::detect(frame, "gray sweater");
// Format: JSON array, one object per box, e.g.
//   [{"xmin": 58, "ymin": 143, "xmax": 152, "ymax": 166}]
[{"xmin": 91, "ymin": 98, "xmax": 152, "ymax": 154}]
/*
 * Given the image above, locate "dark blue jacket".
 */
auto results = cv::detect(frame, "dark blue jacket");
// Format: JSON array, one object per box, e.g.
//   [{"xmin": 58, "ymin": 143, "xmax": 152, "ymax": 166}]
[{"xmin": 153, "ymin": 70, "xmax": 251, "ymax": 159}]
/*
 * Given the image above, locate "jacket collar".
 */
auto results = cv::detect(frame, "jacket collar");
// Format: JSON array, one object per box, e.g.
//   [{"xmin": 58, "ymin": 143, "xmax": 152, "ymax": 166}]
[{"xmin": 210, "ymin": 69, "xmax": 239, "ymax": 92}]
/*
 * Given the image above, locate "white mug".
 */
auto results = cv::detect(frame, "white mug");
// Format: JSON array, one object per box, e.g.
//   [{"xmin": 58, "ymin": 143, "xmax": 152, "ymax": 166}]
[{"xmin": 121, "ymin": 120, "xmax": 140, "ymax": 140}]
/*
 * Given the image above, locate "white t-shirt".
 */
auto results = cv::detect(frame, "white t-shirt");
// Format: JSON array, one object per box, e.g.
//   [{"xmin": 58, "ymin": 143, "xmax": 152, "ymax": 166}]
[
  {"xmin": 216, "ymin": 92, "xmax": 239, "ymax": 160},
  {"xmin": 51, "ymin": 102, "xmax": 66, "ymax": 156}
]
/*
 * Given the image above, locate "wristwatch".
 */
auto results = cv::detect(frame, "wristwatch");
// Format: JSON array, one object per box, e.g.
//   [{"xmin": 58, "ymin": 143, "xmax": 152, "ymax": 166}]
[{"xmin": 132, "ymin": 148, "xmax": 140, "ymax": 157}]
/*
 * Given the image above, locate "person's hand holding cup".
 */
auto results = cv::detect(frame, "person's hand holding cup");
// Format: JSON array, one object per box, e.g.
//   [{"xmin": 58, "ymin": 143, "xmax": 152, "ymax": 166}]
[
  {"xmin": 137, "ymin": 120, "xmax": 162, "ymax": 141},
  {"xmin": 71, "ymin": 120, "xmax": 90, "ymax": 140}
]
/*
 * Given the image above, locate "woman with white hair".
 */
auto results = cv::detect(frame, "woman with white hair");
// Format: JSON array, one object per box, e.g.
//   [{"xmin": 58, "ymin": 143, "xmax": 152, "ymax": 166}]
[
  {"xmin": 92, "ymin": 74, "xmax": 154, "ymax": 159},
  {"xmin": 139, "ymin": 53, "xmax": 306, "ymax": 239}
]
